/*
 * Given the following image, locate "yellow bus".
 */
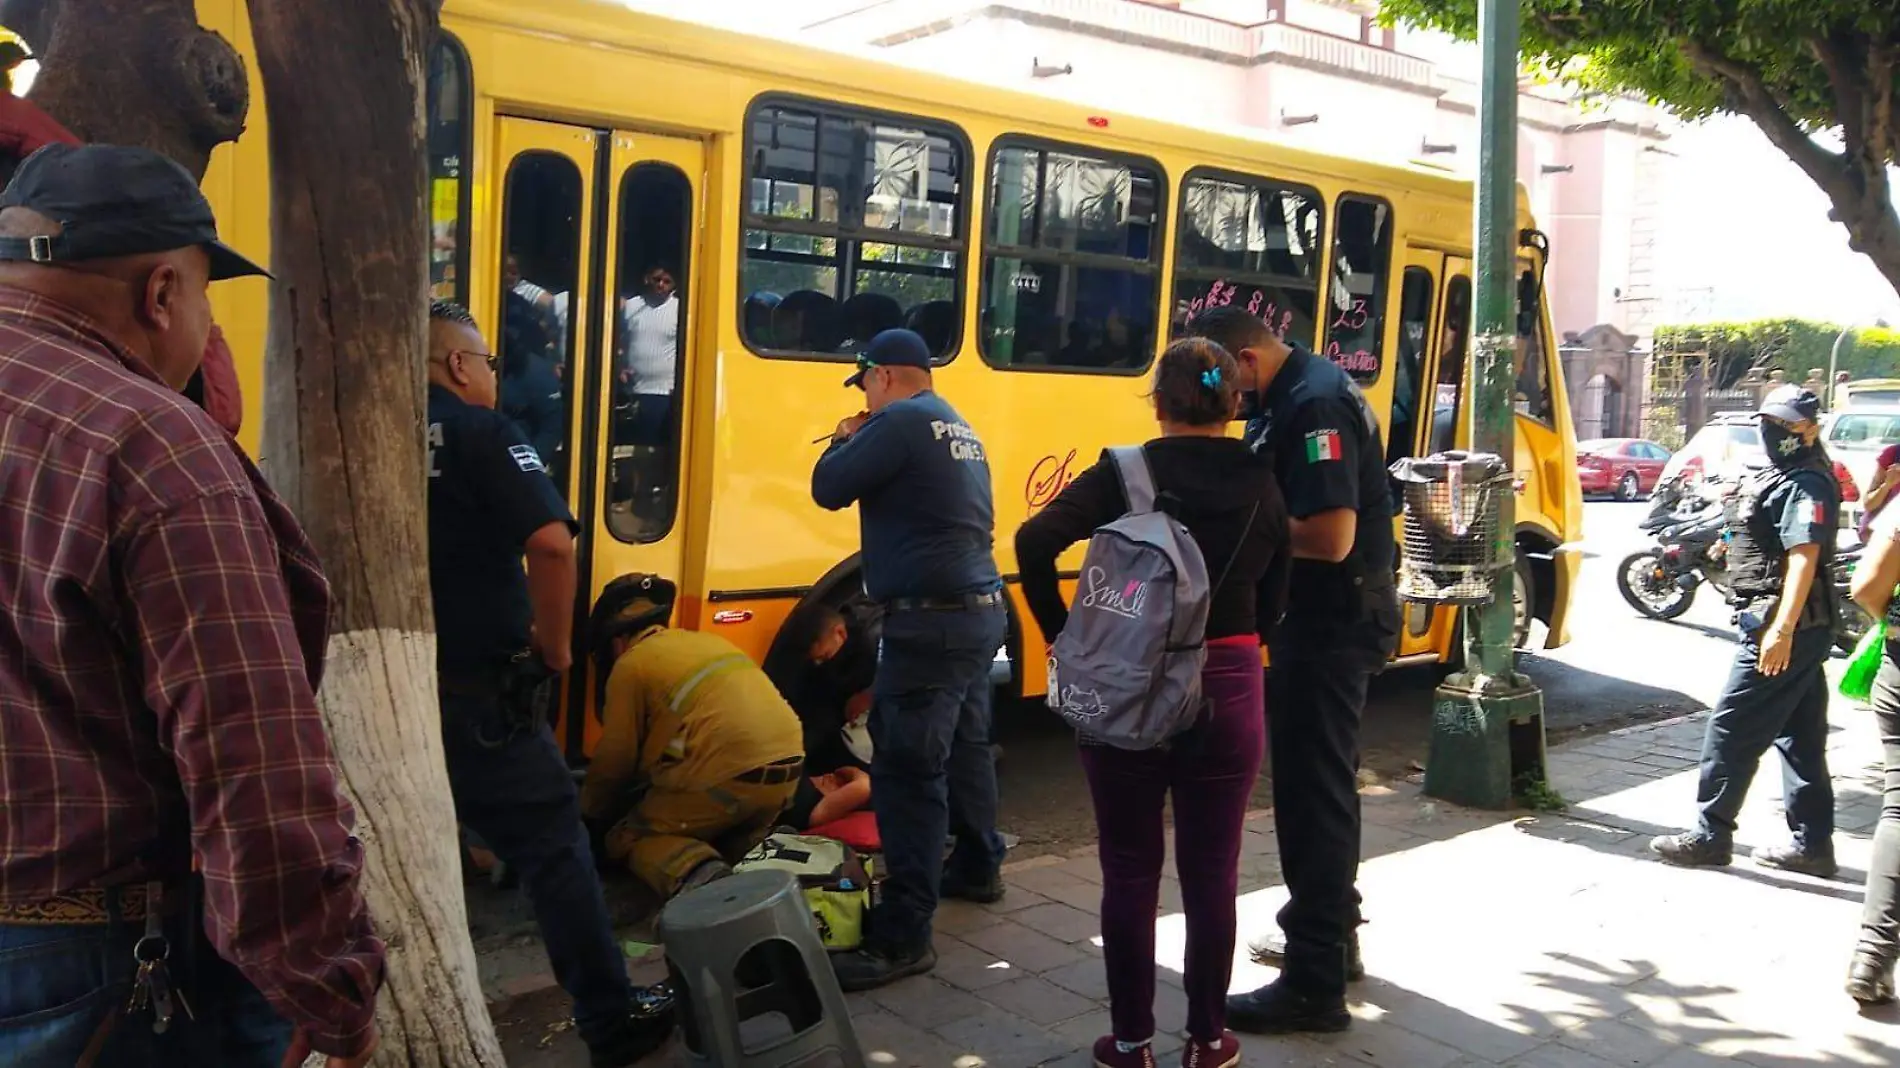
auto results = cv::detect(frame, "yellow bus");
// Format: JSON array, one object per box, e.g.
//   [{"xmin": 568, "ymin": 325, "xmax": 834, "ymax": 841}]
[{"xmin": 188, "ymin": 0, "xmax": 1582, "ymax": 757}]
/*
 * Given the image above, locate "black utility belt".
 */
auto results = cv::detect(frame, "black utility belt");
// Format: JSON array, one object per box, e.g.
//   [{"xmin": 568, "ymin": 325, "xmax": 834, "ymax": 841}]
[{"xmin": 883, "ymin": 591, "xmax": 1004, "ymax": 613}]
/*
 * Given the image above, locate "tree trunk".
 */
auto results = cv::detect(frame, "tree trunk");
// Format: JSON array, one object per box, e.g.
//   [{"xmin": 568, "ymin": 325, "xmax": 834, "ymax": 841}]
[
  {"xmin": 248, "ymin": 1, "xmax": 501, "ymax": 1065},
  {"xmin": 16, "ymin": 0, "xmax": 245, "ymax": 180}
]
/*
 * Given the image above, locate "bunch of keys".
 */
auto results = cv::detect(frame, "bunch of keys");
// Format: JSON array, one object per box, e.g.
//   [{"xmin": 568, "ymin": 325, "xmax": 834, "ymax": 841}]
[{"xmin": 126, "ymin": 883, "xmax": 193, "ymax": 1033}]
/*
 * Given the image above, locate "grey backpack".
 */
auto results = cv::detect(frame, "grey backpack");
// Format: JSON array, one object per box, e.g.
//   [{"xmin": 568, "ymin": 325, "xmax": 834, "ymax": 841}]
[{"xmin": 1045, "ymin": 447, "xmax": 1251, "ymax": 750}]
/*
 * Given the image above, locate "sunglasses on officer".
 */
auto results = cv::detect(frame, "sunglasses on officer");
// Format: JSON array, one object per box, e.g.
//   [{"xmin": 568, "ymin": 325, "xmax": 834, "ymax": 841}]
[{"xmin": 435, "ymin": 347, "xmax": 498, "ymax": 373}]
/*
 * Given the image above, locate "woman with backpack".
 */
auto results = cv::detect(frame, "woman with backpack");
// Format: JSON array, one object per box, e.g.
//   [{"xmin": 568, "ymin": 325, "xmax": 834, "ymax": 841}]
[{"xmin": 1017, "ymin": 338, "xmax": 1291, "ymax": 1068}]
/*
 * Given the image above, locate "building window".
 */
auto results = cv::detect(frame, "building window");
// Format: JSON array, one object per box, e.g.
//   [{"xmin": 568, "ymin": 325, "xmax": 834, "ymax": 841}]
[
  {"xmin": 981, "ymin": 140, "xmax": 1164, "ymax": 374},
  {"xmin": 425, "ymin": 33, "xmax": 471, "ymax": 306},
  {"xmin": 1321, "ymin": 194, "xmax": 1393, "ymax": 384},
  {"xmin": 1171, "ymin": 171, "xmax": 1323, "ymax": 348},
  {"xmin": 740, "ymin": 99, "xmax": 966, "ymax": 360}
]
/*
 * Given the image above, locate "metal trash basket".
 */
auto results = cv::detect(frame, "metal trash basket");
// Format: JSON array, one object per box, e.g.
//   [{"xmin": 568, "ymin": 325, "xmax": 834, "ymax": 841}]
[{"xmin": 1390, "ymin": 451, "xmax": 1512, "ymax": 605}]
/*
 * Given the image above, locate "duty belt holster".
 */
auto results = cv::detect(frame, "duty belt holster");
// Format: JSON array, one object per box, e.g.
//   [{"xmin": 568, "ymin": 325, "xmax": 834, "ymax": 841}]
[{"xmin": 445, "ymin": 651, "xmax": 560, "ymax": 748}]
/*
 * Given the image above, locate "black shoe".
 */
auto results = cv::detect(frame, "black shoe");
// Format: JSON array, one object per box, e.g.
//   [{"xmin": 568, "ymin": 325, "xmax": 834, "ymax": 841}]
[
  {"xmin": 832, "ymin": 940, "xmax": 937, "ymax": 992},
  {"xmin": 1753, "ymin": 842, "xmax": 1839, "ymax": 878},
  {"xmin": 1225, "ymin": 978, "xmax": 1351, "ymax": 1035},
  {"xmin": 941, "ymin": 869, "xmax": 1006, "ymax": 904},
  {"xmin": 1649, "ymin": 832, "xmax": 1732, "ymax": 867},
  {"xmin": 1847, "ymin": 952, "xmax": 1897, "ymax": 1006},
  {"xmin": 588, "ymin": 1007, "xmax": 676, "ymax": 1068},
  {"xmin": 1249, "ymin": 932, "xmax": 1365, "ymax": 983}
]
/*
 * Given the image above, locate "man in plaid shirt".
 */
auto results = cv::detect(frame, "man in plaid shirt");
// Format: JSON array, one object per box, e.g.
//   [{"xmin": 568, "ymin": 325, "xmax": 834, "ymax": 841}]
[{"xmin": 0, "ymin": 144, "xmax": 384, "ymax": 1065}]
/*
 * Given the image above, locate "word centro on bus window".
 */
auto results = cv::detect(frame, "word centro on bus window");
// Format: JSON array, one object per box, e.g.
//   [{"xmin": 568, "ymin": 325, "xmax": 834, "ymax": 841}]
[
  {"xmin": 932, "ymin": 419, "xmax": 987, "ymax": 462},
  {"xmin": 1184, "ymin": 279, "xmax": 1294, "ymax": 339}
]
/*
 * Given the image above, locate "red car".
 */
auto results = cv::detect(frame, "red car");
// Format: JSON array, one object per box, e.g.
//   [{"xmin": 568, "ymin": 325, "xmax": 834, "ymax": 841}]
[{"xmin": 1578, "ymin": 438, "xmax": 1672, "ymax": 500}]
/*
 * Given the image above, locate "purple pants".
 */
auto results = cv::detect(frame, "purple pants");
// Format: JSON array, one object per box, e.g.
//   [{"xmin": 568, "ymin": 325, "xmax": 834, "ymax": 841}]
[{"xmin": 1078, "ymin": 638, "xmax": 1266, "ymax": 1043}]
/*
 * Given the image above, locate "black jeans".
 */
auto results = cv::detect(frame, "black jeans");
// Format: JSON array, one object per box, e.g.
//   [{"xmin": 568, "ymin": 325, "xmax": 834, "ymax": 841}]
[
  {"xmin": 441, "ymin": 693, "xmax": 633, "ymax": 1047},
  {"xmin": 868, "ymin": 604, "xmax": 1008, "ymax": 948},
  {"xmin": 1265, "ymin": 643, "xmax": 1376, "ymax": 998},
  {"xmin": 1693, "ymin": 627, "xmax": 1835, "ymax": 850},
  {"xmin": 1861, "ymin": 651, "xmax": 1900, "ymax": 962}
]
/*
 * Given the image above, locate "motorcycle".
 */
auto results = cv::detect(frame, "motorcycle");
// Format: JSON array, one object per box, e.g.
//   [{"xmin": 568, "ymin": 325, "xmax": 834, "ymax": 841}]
[
  {"xmin": 1618, "ymin": 475, "xmax": 1874, "ymax": 653},
  {"xmin": 1617, "ymin": 475, "xmax": 1733, "ymax": 620}
]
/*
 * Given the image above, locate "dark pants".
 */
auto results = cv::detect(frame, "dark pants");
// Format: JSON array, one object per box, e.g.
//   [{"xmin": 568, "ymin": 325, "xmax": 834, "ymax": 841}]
[
  {"xmin": 868, "ymin": 604, "xmax": 1008, "ymax": 948},
  {"xmin": 1266, "ymin": 643, "xmax": 1375, "ymax": 998},
  {"xmin": 442, "ymin": 692, "xmax": 633, "ymax": 1046},
  {"xmin": 1080, "ymin": 639, "xmax": 1265, "ymax": 1044},
  {"xmin": 1693, "ymin": 627, "xmax": 1835, "ymax": 850},
  {"xmin": 0, "ymin": 904, "xmax": 289, "ymax": 1066},
  {"xmin": 1860, "ymin": 651, "xmax": 1900, "ymax": 961}
]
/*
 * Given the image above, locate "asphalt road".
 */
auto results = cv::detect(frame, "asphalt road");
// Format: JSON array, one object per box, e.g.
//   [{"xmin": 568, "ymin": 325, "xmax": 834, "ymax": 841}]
[{"xmin": 991, "ymin": 500, "xmax": 1742, "ymax": 859}]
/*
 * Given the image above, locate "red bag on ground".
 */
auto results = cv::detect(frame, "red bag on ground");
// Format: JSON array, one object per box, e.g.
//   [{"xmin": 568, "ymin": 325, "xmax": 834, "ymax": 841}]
[{"xmin": 805, "ymin": 809, "xmax": 880, "ymax": 853}]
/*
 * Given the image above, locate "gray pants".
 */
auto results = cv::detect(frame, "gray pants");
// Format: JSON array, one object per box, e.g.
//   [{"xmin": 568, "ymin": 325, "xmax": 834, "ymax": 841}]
[{"xmin": 1863, "ymin": 653, "xmax": 1900, "ymax": 961}]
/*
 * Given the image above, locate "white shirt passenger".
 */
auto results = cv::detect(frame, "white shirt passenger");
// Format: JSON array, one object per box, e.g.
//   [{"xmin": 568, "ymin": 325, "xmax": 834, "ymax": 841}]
[{"xmin": 622, "ymin": 294, "xmax": 679, "ymax": 396}]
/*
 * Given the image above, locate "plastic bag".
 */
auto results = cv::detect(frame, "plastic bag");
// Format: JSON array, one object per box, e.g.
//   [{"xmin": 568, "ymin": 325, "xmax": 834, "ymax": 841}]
[{"xmin": 1840, "ymin": 618, "xmax": 1887, "ymax": 703}]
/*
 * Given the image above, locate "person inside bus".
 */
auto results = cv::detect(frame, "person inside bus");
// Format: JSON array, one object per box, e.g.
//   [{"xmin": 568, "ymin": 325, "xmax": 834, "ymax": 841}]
[
  {"xmin": 581, "ymin": 574, "xmax": 806, "ymax": 899},
  {"xmin": 1015, "ymin": 338, "xmax": 1291, "ymax": 1068},
  {"xmin": 500, "ymin": 286, "xmax": 564, "ymax": 465},
  {"xmin": 615, "ymin": 264, "xmax": 681, "ymax": 524}
]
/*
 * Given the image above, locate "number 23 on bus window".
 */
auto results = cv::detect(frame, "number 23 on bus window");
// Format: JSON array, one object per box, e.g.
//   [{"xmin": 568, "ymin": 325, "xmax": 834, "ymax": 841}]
[
  {"xmin": 1186, "ymin": 279, "xmax": 1293, "ymax": 339},
  {"xmin": 1027, "ymin": 448, "xmax": 1078, "ymax": 512},
  {"xmin": 1327, "ymin": 298, "xmax": 1376, "ymax": 376}
]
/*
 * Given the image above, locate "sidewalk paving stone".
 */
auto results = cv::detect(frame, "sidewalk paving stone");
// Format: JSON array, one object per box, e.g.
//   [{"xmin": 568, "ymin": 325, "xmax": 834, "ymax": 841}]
[{"xmin": 490, "ymin": 685, "xmax": 1900, "ymax": 1067}]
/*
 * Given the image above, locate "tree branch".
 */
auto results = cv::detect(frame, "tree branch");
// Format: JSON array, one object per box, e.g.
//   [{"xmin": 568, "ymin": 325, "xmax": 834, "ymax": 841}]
[
  {"xmin": 1679, "ymin": 37, "xmax": 1848, "ymax": 196},
  {"xmin": 1808, "ymin": 31, "xmax": 1867, "ymax": 157},
  {"xmin": 1869, "ymin": 38, "xmax": 1896, "ymax": 166}
]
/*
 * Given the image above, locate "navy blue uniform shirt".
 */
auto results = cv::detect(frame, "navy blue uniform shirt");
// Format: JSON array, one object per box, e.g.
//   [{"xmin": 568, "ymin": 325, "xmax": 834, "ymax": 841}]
[
  {"xmin": 427, "ymin": 384, "xmax": 577, "ymax": 672},
  {"xmin": 811, "ymin": 390, "xmax": 1003, "ymax": 602},
  {"xmin": 501, "ymin": 352, "xmax": 564, "ymax": 467},
  {"xmin": 1246, "ymin": 345, "xmax": 1398, "ymax": 644}
]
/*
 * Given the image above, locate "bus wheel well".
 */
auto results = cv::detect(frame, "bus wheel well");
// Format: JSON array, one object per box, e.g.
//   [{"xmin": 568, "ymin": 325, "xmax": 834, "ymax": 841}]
[{"xmin": 1515, "ymin": 530, "xmax": 1558, "ymax": 628}]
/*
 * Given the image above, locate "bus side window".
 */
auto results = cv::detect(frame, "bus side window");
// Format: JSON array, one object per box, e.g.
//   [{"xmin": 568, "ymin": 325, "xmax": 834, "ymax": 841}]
[
  {"xmin": 608, "ymin": 165, "xmax": 693, "ymax": 543},
  {"xmin": 1171, "ymin": 172, "xmax": 1323, "ymax": 348},
  {"xmin": 1430, "ymin": 274, "xmax": 1472, "ymax": 455},
  {"xmin": 426, "ymin": 34, "xmax": 471, "ymax": 305},
  {"xmin": 497, "ymin": 154, "xmax": 583, "ymax": 493},
  {"xmin": 1389, "ymin": 265, "xmax": 1435, "ymax": 466},
  {"xmin": 1515, "ymin": 267, "xmax": 1555, "ymax": 425},
  {"xmin": 740, "ymin": 102, "xmax": 966, "ymax": 361},
  {"xmin": 1321, "ymin": 195, "xmax": 1393, "ymax": 384},
  {"xmin": 981, "ymin": 141, "xmax": 1162, "ymax": 373}
]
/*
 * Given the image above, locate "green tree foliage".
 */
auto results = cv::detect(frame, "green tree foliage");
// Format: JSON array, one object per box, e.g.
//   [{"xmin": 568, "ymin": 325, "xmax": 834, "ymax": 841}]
[
  {"xmin": 1655, "ymin": 317, "xmax": 1900, "ymax": 386},
  {"xmin": 1381, "ymin": 1, "xmax": 1900, "ymax": 298}
]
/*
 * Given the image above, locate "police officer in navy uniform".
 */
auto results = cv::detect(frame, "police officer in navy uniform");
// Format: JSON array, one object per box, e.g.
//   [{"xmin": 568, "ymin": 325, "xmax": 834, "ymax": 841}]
[
  {"xmin": 811, "ymin": 328, "xmax": 1009, "ymax": 991},
  {"xmin": 1192, "ymin": 306, "xmax": 1400, "ymax": 1033},
  {"xmin": 1650, "ymin": 384, "xmax": 1840, "ymax": 876},
  {"xmin": 426, "ymin": 300, "xmax": 673, "ymax": 1067}
]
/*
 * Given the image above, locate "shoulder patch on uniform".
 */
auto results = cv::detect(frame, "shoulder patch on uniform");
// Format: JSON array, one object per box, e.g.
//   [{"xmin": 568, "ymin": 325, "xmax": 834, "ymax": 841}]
[
  {"xmin": 1304, "ymin": 428, "xmax": 1342, "ymax": 462},
  {"xmin": 1812, "ymin": 499, "xmax": 1827, "ymax": 525},
  {"xmin": 509, "ymin": 443, "xmax": 547, "ymax": 473}
]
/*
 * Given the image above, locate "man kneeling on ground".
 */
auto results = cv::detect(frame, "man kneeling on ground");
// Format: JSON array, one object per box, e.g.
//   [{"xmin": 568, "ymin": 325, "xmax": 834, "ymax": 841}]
[{"xmin": 581, "ymin": 574, "xmax": 806, "ymax": 897}]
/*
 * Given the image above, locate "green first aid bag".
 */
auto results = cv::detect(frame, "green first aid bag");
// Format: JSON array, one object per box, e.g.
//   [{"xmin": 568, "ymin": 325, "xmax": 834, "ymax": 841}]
[
  {"xmin": 1841, "ymin": 618, "xmax": 1887, "ymax": 703},
  {"xmin": 734, "ymin": 832, "xmax": 874, "ymax": 951}
]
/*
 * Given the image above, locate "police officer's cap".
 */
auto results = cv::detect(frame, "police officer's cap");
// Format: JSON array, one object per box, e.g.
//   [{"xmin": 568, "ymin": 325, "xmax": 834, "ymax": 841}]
[
  {"xmin": 1757, "ymin": 384, "xmax": 1821, "ymax": 425},
  {"xmin": 844, "ymin": 328, "xmax": 931, "ymax": 389},
  {"xmin": 0, "ymin": 144, "xmax": 270, "ymax": 280}
]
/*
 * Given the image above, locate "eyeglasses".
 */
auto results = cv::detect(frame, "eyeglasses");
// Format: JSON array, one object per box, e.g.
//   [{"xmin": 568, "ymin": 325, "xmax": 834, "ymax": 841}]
[{"xmin": 445, "ymin": 348, "xmax": 497, "ymax": 372}]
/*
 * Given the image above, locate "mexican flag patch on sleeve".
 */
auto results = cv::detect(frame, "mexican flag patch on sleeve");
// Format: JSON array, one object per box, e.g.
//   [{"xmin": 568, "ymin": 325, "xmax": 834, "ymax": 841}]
[{"xmin": 1305, "ymin": 428, "xmax": 1342, "ymax": 462}]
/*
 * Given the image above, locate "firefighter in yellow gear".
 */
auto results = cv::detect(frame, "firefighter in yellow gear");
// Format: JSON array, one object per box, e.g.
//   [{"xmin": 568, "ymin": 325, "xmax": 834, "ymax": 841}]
[{"xmin": 581, "ymin": 574, "xmax": 805, "ymax": 897}]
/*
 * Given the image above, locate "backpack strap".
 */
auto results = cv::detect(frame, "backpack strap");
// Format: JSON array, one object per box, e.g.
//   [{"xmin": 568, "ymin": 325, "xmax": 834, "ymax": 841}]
[{"xmin": 1108, "ymin": 445, "xmax": 1158, "ymax": 514}]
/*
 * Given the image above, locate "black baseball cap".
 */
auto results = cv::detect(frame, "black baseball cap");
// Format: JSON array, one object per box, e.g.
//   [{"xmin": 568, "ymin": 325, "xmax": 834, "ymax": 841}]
[
  {"xmin": 844, "ymin": 328, "xmax": 931, "ymax": 389},
  {"xmin": 0, "ymin": 143, "xmax": 269, "ymax": 281},
  {"xmin": 1757, "ymin": 384, "xmax": 1821, "ymax": 425}
]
